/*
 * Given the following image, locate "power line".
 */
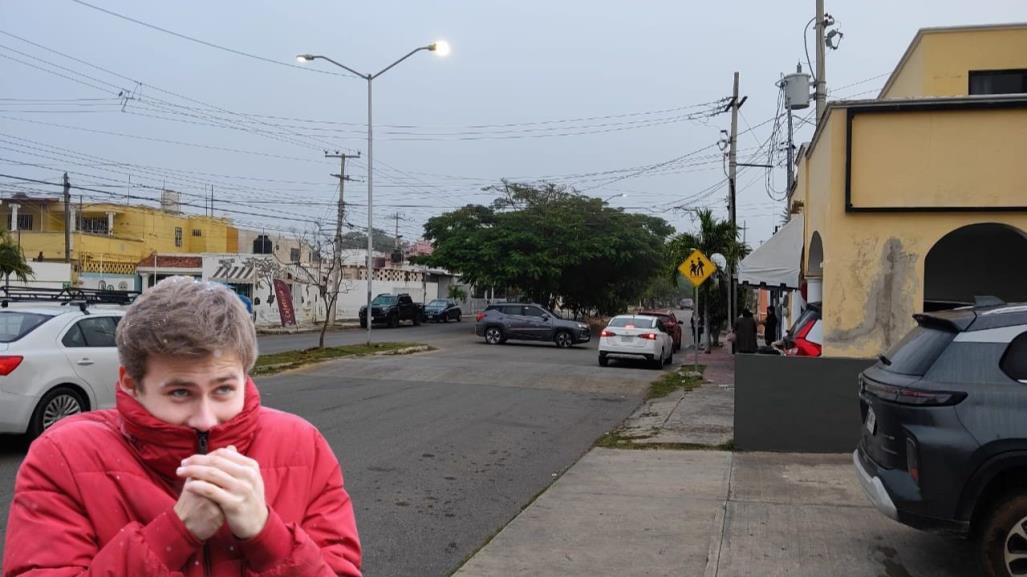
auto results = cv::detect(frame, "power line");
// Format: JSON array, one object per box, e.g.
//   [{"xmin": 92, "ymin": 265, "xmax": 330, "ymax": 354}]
[{"xmin": 65, "ymin": 0, "xmax": 358, "ymax": 79}]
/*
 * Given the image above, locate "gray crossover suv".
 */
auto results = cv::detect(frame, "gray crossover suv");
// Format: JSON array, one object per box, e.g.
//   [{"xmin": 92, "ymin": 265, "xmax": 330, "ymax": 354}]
[
  {"xmin": 475, "ymin": 303, "xmax": 591, "ymax": 348},
  {"xmin": 854, "ymin": 301, "xmax": 1027, "ymax": 576}
]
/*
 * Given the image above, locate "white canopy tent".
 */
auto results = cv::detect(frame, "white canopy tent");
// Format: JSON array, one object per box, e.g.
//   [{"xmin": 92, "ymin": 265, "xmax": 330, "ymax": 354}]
[{"xmin": 738, "ymin": 217, "xmax": 803, "ymax": 290}]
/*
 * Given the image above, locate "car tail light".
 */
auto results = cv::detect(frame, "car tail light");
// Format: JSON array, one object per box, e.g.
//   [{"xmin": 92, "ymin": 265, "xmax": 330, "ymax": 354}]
[
  {"xmin": 792, "ymin": 320, "xmax": 822, "ymax": 357},
  {"xmin": 638, "ymin": 333, "xmax": 657, "ymax": 341},
  {"xmin": 862, "ymin": 380, "xmax": 967, "ymax": 407},
  {"xmin": 475, "ymin": 312, "xmax": 486, "ymax": 322},
  {"xmin": 600, "ymin": 329, "xmax": 616, "ymax": 338},
  {"xmin": 0, "ymin": 355, "xmax": 23, "ymax": 376},
  {"xmin": 906, "ymin": 436, "xmax": 920, "ymax": 484}
]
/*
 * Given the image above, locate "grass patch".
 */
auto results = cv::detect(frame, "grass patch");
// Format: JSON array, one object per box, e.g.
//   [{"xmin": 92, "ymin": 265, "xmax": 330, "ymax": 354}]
[
  {"xmin": 252, "ymin": 342, "xmax": 429, "ymax": 376},
  {"xmin": 645, "ymin": 365, "xmax": 705, "ymax": 400}
]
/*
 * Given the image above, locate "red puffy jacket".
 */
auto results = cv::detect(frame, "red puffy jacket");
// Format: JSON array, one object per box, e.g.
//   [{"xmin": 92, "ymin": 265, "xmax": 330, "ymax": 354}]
[{"xmin": 3, "ymin": 378, "xmax": 361, "ymax": 577}]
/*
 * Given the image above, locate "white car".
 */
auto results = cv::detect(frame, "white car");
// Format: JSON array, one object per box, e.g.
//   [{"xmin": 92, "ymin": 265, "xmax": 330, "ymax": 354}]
[
  {"xmin": 598, "ymin": 314, "xmax": 674, "ymax": 369},
  {"xmin": 0, "ymin": 303, "xmax": 125, "ymax": 437}
]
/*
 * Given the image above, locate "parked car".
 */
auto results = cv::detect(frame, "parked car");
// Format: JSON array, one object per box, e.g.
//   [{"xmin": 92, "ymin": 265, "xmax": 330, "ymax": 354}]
[
  {"xmin": 474, "ymin": 303, "xmax": 590, "ymax": 348},
  {"xmin": 853, "ymin": 301, "xmax": 1027, "ymax": 577},
  {"xmin": 781, "ymin": 302, "xmax": 822, "ymax": 356},
  {"xmin": 639, "ymin": 309, "xmax": 683, "ymax": 351},
  {"xmin": 598, "ymin": 314, "xmax": 674, "ymax": 369},
  {"xmin": 424, "ymin": 299, "xmax": 462, "ymax": 323},
  {"xmin": 0, "ymin": 303, "xmax": 126, "ymax": 437},
  {"xmin": 359, "ymin": 293, "xmax": 424, "ymax": 328}
]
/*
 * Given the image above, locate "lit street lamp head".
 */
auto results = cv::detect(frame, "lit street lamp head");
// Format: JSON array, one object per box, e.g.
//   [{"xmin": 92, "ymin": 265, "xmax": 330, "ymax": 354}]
[
  {"xmin": 296, "ymin": 54, "xmax": 316, "ymax": 63},
  {"xmin": 428, "ymin": 40, "xmax": 451, "ymax": 57}
]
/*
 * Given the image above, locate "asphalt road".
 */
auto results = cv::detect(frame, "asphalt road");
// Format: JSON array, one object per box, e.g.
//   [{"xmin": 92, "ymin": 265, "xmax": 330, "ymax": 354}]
[{"xmin": 0, "ymin": 318, "xmax": 672, "ymax": 577}]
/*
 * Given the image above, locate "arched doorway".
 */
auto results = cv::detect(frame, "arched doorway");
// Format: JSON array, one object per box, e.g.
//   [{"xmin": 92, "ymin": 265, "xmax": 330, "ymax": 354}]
[
  {"xmin": 924, "ymin": 223, "xmax": 1027, "ymax": 311},
  {"xmin": 806, "ymin": 231, "xmax": 824, "ymax": 303}
]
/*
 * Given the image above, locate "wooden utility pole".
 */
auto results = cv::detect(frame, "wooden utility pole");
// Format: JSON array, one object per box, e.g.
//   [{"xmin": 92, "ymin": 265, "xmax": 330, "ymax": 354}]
[
  {"xmin": 727, "ymin": 72, "xmax": 740, "ymax": 330},
  {"xmin": 63, "ymin": 172, "xmax": 70, "ymax": 263},
  {"xmin": 325, "ymin": 151, "xmax": 359, "ymax": 324}
]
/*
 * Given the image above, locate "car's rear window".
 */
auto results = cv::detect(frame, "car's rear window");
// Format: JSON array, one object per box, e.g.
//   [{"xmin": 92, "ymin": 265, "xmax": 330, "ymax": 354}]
[
  {"xmin": 609, "ymin": 317, "xmax": 656, "ymax": 329},
  {"xmin": 0, "ymin": 312, "xmax": 53, "ymax": 343},
  {"xmin": 881, "ymin": 325, "xmax": 956, "ymax": 376}
]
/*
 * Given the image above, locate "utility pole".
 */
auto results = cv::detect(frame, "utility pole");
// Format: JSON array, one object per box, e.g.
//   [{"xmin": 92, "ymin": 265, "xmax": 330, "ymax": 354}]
[
  {"xmin": 325, "ymin": 150, "xmax": 360, "ymax": 325},
  {"xmin": 392, "ymin": 212, "xmax": 403, "ymax": 251},
  {"xmin": 63, "ymin": 172, "xmax": 70, "ymax": 263},
  {"xmin": 727, "ymin": 72, "xmax": 740, "ymax": 333},
  {"xmin": 815, "ymin": 0, "xmax": 827, "ymax": 121}
]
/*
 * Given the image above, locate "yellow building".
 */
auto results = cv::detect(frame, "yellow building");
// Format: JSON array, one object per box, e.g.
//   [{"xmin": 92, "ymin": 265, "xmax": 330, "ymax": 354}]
[
  {"xmin": 0, "ymin": 192, "xmax": 239, "ymax": 289},
  {"xmin": 794, "ymin": 23, "xmax": 1027, "ymax": 357}
]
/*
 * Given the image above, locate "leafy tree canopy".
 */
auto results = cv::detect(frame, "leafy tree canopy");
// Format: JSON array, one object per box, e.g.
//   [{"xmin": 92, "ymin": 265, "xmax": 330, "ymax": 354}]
[{"xmin": 419, "ymin": 181, "xmax": 673, "ymax": 316}]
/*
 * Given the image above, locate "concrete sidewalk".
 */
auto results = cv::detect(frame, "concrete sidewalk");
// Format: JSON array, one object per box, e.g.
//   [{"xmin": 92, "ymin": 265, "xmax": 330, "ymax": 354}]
[{"xmin": 453, "ymin": 346, "xmax": 980, "ymax": 577}]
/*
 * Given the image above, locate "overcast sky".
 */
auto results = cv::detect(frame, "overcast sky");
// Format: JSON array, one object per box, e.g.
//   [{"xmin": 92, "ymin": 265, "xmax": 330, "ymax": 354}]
[{"xmin": 1, "ymin": 1, "xmax": 1024, "ymax": 248}]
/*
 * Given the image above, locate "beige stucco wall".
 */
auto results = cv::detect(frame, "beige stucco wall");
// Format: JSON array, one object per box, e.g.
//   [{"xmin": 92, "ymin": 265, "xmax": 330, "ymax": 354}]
[
  {"xmin": 882, "ymin": 26, "xmax": 1027, "ymax": 99},
  {"xmin": 850, "ymin": 107, "xmax": 1027, "ymax": 209},
  {"xmin": 800, "ymin": 107, "xmax": 1027, "ymax": 358}
]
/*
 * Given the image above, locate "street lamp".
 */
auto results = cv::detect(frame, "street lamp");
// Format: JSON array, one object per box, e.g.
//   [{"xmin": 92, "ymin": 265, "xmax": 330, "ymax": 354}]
[{"xmin": 298, "ymin": 41, "xmax": 449, "ymax": 345}]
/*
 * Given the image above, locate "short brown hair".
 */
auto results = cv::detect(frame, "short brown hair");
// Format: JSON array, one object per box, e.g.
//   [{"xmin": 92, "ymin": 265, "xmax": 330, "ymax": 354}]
[{"xmin": 116, "ymin": 276, "xmax": 257, "ymax": 384}]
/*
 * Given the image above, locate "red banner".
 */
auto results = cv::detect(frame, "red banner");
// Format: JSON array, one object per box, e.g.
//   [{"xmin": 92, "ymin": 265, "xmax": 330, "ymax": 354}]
[{"xmin": 273, "ymin": 279, "xmax": 296, "ymax": 326}]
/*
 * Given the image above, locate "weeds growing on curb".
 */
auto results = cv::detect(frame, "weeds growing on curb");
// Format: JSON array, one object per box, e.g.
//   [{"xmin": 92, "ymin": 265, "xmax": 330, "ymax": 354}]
[{"xmin": 252, "ymin": 343, "xmax": 431, "ymax": 375}]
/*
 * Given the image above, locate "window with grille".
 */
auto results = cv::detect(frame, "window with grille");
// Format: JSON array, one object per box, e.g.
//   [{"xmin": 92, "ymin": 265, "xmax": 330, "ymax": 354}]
[
  {"xmin": 175, "ymin": 227, "xmax": 183, "ymax": 247},
  {"xmin": 15, "ymin": 214, "xmax": 32, "ymax": 231},
  {"xmin": 80, "ymin": 216, "xmax": 108, "ymax": 235},
  {"xmin": 192, "ymin": 229, "xmax": 202, "ymax": 237},
  {"xmin": 290, "ymin": 248, "xmax": 301, "ymax": 263}
]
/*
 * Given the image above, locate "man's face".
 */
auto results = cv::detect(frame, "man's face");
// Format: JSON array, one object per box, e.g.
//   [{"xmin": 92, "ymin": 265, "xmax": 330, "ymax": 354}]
[{"xmin": 118, "ymin": 353, "xmax": 246, "ymax": 431}]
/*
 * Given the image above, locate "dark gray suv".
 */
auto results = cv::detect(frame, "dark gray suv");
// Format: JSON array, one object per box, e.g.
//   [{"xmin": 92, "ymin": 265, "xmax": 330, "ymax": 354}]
[
  {"xmin": 474, "ymin": 303, "xmax": 591, "ymax": 348},
  {"xmin": 854, "ymin": 302, "xmax": 1027, "ymax": 577}
]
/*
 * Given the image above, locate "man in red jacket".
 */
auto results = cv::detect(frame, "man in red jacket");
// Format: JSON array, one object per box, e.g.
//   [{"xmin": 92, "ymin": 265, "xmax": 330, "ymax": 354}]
[{"xmin": 3, "ymin": 276, "xmax": 362, "ymax": 577}]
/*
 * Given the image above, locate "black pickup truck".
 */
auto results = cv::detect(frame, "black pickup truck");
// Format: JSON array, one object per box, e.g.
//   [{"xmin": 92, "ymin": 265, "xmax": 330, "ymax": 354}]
[{"xmin": 359, "ymin": 293, "xmax": 424, "ymax": 328}]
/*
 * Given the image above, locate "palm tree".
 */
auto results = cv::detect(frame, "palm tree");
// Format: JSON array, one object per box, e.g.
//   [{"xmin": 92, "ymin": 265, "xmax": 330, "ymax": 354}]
[
  {"xmin": 0, "ymin": 230, "xmax": 33, "ymax": 289},
  {"xmin": 668, "ymin": 209, "xmax": 747, "ymax": 352}
]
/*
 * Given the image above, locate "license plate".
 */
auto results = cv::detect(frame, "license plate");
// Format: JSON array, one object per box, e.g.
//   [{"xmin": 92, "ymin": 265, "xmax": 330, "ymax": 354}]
[
  {"xmin": 620, "ymin": 336, "xmax": 633, "ymax": 343},
  {"xmin": 865, "ymin": 407, "xmax": 877, "ymax": 435}
]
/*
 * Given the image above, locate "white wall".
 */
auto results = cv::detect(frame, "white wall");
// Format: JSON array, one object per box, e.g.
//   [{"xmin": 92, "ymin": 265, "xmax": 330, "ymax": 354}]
[{"xmin": 7, "ymin": 262, "xmax": 71, "ymax": 289}]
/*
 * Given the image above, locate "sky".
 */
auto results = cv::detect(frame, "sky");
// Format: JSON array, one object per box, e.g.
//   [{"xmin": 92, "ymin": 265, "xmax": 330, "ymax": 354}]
[{"xmin": 1, "ymin": 1, "xmax": 1024, "ymax": 249}]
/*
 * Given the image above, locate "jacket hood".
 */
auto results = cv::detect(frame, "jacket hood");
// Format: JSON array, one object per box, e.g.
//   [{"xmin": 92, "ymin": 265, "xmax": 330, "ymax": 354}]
[{"xmin": 115, "ymin": 377, "xmax": 262, "ymax": 482}]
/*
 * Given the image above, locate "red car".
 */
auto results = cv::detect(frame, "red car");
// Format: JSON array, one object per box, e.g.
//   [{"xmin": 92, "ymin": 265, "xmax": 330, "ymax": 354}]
[{"xmin": 638, "ymin": 309, "xmax": 682, "ymax": 351}]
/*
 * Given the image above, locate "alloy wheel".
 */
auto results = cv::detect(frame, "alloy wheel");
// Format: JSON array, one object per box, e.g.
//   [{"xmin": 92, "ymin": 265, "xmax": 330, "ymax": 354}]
[
  {"xmin": 42, "ymin": 393, "xmax": 82, "ymax": 430},
  {"xmin": 1005, "ymin": 515, "xmax": 1027, "ymax": 575}
]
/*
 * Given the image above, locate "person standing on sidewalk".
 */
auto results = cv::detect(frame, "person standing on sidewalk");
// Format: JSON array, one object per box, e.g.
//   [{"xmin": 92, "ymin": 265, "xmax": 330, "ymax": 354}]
[
  {"xmin": 763, "ymin": 306, "xmax": 778, "ymax": 346},
  {"xmin": 3, "ymin": 277, "xmax": 362, "ymax": 577},
  {"xmin": 733, "ymin": 308, "xmax": 758, "ymax": 354}
]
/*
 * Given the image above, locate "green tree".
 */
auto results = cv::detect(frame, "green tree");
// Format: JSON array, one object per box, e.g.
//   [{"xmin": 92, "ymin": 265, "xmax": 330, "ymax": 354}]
[
  {"xmin": 668, "ymin": 209, "xmax": 748, "ymax": 349},
  {"xmin": 0, "ymin": 230, "xmax": 32, "ymax": 289},
  {"xmin": 420, "ymin": 181, "xmax": 673, "ymax": 317}
]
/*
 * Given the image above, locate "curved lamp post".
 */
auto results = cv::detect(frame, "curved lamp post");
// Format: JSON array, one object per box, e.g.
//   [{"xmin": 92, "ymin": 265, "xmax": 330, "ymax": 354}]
[{"xmin": 298, "ymin": 41, "xmax": 449, "ymax": 345}]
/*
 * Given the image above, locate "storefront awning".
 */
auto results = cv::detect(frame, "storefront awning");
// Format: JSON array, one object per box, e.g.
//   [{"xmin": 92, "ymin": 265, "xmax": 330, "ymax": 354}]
[
  {"xmin": 211, "ymin": 263, "xmax": 255, "ymax": 284},
  {"xmin": 738, "ymin": 217, "xmax": 803, "ymax": 290}
]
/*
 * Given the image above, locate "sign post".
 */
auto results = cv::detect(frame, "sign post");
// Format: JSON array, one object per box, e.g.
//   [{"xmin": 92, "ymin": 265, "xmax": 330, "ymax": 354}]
[{"xmin": 677, "ymin": 249, "xmax": 717, "ymax": 372}]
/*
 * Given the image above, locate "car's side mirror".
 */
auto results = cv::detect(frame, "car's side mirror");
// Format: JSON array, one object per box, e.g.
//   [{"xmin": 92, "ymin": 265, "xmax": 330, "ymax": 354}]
[{"xmin": 542, "ymin": 315, "xmax": 550, "ymax": 321}]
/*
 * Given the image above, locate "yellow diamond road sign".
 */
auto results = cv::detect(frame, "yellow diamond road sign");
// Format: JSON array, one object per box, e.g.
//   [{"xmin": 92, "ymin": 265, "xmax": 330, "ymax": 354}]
[{"xmin": 678, "ymin": 249, "xmax": 716, "ymax": 287}]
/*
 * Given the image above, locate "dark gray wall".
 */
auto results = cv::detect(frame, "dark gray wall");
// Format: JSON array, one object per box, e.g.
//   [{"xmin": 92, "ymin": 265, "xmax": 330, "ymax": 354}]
[{"xmin": 735, "ymin": 354, "xmax": 875, "ymax": 453}]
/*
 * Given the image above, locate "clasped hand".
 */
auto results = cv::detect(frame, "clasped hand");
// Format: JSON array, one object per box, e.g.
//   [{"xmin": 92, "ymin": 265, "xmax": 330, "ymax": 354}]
[{"xmin": 174, "ymin": 445, "xmax": 268, "ymax": 541}]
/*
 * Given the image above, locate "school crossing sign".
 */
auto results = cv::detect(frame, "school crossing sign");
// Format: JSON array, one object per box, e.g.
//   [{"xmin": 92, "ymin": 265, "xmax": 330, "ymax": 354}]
[{"xmin": 678, "ymin": 249, "xmax": 716, "ymax": 287}]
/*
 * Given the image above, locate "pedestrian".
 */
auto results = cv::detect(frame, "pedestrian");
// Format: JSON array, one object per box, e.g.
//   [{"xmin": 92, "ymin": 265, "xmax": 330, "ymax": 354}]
[
  {"xmin": 733, "ymin": 308, "xmax": 759, "ymax": 354},
  {"xmin": 763, "ymin": 306, "xmax": 778, "ymax": 346},
  {"xmin": 3, "ymin": 276, "xmax": 362, "ymax": 577}
]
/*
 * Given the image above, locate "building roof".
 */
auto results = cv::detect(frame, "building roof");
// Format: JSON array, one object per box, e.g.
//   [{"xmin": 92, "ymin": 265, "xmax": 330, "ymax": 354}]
[
  {"xmin": 879, "ymin": 23, "xmax": 1027, "ymax": 99},
  {"xmin": 135, "ymin": 253, "xmax": 203, "ymax": 269}
]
